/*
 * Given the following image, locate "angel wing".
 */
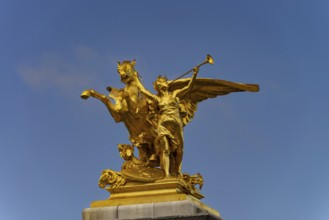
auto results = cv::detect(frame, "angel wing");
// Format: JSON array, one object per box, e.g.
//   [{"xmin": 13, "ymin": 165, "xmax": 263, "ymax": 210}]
[{"xmin": 168, "ymin": 78, "xmax": 260, "ymax": 126}]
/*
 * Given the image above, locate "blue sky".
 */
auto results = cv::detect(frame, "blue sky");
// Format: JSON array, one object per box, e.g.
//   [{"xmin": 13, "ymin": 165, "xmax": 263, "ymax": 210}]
[{"xmin": 1, "ymin": 1, "xmax": 329, "ymax": 220}]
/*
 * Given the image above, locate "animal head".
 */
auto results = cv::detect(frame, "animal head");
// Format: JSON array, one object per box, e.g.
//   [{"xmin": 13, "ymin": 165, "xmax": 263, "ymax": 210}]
[
  {"xmin": 98, "ymin": 170, "xmax": 112, "ymax": 188},
  {"xmin": 117, "ymin": 60, "xmax": 137, "ymax": 84}
]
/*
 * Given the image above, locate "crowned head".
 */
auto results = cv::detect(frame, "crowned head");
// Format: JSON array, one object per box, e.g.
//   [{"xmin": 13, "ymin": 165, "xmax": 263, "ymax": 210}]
[{"xmin": 153, "ymin": 75, "xmax": 169, "ymax": 92}]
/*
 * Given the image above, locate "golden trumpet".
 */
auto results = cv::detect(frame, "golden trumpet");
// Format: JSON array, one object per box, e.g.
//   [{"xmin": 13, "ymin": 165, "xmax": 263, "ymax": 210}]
[{"xmin": 170, "ymin": 54, "xmax": 214, "ymax": 84}]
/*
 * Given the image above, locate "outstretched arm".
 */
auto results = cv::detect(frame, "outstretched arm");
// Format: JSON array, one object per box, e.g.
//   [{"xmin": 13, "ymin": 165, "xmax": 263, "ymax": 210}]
[
  {"xmin": 135, "ymin": 76, "xmax": 157, "ymax": 101},
  {"xmin": 174, "ymin": 67, "xmax": 199, "ymax": 98}
]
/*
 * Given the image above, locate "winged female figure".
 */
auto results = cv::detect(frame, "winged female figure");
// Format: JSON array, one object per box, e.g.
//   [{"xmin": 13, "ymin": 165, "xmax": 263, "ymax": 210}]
[
  {"xmin": 134, "ymin": 67, "xmax": 200, "ymax": 177},
  {"xmin": 132, "ymin": 63, "xmax": 260, "ymax": 177}
]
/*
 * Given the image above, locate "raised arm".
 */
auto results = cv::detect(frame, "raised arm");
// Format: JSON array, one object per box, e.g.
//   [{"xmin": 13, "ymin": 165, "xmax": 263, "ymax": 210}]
[
  {"xmin": 174, "ymin": 67, "xmax": 199, "ymax": 98},
  {"xmin": 135, "ymin": 76, "xmax": 157, "ymax": 101}
]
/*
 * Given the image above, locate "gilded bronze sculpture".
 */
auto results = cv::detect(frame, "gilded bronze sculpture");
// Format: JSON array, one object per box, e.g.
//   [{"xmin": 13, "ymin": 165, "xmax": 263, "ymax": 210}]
[{"xmin": 81, "ymin": 55, "xmax": 259, "ymax": 208}]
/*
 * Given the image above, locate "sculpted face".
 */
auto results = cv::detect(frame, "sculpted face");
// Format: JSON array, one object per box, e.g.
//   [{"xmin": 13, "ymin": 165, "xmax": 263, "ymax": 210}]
[
  {"xmin": 117, "ymin": 60, "xmax": 136, "ymax": 84},
  {"xmin": 153, "ymin": 75, "xmax": 169, "ymax": 92},
  {"xmin": 118, "ymin": 144, "xmax": 133, "ymax": 160}
]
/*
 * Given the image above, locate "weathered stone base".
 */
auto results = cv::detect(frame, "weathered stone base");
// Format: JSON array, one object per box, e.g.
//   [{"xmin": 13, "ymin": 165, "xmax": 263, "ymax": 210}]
[{"xmin": 83, "ymin": 200, "xmax": 222, "ymax": 220}]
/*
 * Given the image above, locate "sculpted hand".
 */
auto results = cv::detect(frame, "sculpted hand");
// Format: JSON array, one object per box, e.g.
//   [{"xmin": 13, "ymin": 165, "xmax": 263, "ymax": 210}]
[{"xmin": 193, "ymin": 67, "xmax": 199, "ymax": 75}]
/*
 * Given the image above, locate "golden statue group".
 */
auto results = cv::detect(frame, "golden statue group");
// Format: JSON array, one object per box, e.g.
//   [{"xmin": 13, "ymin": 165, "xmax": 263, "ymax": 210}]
[{"xmin": 81, "ymin": 55, "xmax": 259, "ymax": 205}]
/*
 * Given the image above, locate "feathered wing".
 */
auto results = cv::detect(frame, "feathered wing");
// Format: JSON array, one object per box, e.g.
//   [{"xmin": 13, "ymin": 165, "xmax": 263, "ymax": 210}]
[{"xmin": 168, "ymin": 78, "xmax": 260, "ymax": 126}]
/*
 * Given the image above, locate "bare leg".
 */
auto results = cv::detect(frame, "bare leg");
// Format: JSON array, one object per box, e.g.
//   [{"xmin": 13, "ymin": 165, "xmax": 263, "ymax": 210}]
[
  {"xmin": 159, "ymin": 137, "xmax": 170, "ymax": 177},
  {"xmin": 175, "ymin": 148, "xmax": 183, "ymax": 176},
  {"xmin": 175, "ymin": 131, "xmax": 184, "ymax": 176}
]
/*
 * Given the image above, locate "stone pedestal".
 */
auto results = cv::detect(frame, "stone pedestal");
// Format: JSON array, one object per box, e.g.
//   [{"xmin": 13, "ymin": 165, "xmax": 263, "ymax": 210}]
[
  {"xmin": 83, "ymin": 178, "xmax": 222, "ymax": 220},
  {"xmin": 83, "ymin": 200, "xmax": 223, "ymax": 220},
  {"xmin": 91, "ymin": 178, "xmax": 204, "ymax": 207}
]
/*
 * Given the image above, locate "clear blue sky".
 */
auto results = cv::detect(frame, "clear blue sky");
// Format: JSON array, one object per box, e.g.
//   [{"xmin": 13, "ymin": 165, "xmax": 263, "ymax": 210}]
[{"xmin": 1, "ymin": 1, "xmax": 329, "ymax": 220}]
